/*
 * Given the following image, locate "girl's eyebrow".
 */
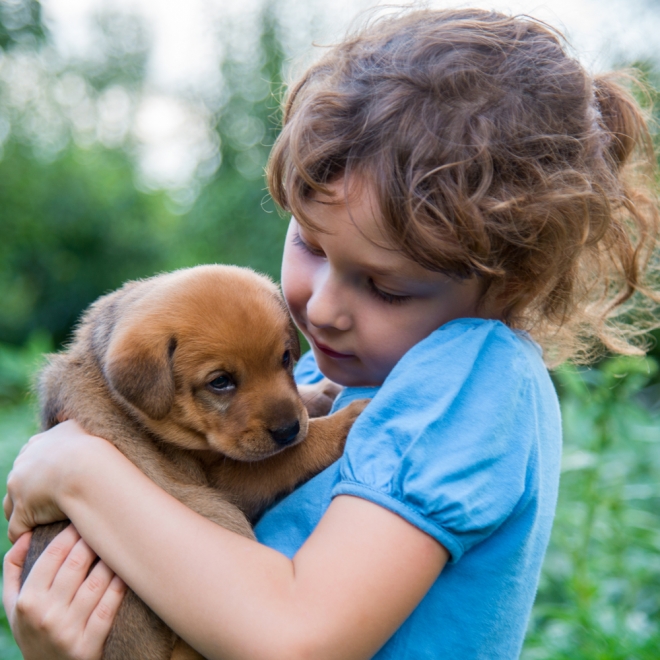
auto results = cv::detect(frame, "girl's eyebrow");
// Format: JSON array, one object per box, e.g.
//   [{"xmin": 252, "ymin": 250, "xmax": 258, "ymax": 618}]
[
  {"xmin": 364, "ymin": 263, "xmax": 401, "ymax": 277},
  {"xmin": 359, "ymin": 260, "xmax": 435, "ymax": 283}
]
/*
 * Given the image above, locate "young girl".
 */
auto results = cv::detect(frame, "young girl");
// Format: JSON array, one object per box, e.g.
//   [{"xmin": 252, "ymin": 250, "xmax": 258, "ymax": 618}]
[{"xmin": 4, "ymin": 8, "xmax": 659, "ymax": 659}]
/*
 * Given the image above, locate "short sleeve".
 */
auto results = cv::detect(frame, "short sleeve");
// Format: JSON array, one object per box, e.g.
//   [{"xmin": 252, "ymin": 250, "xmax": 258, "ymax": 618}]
[{"xmin": 331, "ymin": 319, "xmax": 540, "ymax": 563}]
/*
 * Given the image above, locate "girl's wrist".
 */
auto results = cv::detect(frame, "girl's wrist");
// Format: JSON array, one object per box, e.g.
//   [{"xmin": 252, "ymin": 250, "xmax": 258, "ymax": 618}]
[
  {"xmin": 36, "ymin": 422, "xmax": 122, "ymax": 519},
  {"xmin": 6, "ymin": 421, "xmax": 119, "ymax": 541}
]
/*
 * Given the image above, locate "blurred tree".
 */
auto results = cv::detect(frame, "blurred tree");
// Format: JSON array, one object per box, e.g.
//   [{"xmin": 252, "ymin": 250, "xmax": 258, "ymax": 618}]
[
  {"xmin": 0, "ymin": 3, "xmax": 175, "ymax": 345},
  {"xmin": 165, "ymin": 3, "xmax": 289, "ymax": 278},
  {"xmin": 0, "ymin": 141, "xmax": 176, "ymax": 345},
  {"xmin": 0, "ymin": 0, "xmax": 44, "ymax": 50},
  {"xmin": 82, "ymin": 11, "xmax": 150, "ymax": 91},
  {"xmin": 0, "ymin": 1, "xmax": 290, "ymax": 347}
]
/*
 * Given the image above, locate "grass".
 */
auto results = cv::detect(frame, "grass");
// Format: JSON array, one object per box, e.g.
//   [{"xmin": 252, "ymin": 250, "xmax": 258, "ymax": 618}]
[{"xmin": 0, "ymin": 342, "xmax": 658, "ymax": 659}]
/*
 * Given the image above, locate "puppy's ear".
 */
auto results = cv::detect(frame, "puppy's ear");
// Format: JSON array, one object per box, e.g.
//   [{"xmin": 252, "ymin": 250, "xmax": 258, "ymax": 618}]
[{"xmin": 103, "ymin": 326, "xmax": 177, "ymax": 420}]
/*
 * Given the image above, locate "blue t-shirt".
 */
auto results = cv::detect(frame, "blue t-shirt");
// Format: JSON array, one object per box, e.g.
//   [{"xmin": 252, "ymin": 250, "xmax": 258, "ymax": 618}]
[{"xmin": 255, "ymin": 319, "xmax": 562, "ymax": 659}]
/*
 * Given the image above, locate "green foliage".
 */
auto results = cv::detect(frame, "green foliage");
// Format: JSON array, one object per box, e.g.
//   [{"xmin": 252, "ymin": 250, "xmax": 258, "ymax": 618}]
[
  {"xmin": 522, "ymin": 357, "xmax": 660, "ymax": 659},
  {"xmin": 0, "ymin": 331, "xmax": 51, "ymax": 403},
  {"xmin": 0, "ymin": 142, "xmax": 181, "ymax": 345},
  {"xmin": 0, "ymin": 126, "xmax": 287, "ymax": 347}
]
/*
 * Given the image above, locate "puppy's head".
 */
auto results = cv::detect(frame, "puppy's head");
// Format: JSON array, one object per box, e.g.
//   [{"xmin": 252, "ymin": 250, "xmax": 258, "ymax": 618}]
[{"xmin": 95, "ymin": 265, "xmax": 306, "ymax": 461}]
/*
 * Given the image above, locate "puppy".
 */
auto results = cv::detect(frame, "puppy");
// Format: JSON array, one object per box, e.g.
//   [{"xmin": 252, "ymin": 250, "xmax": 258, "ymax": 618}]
[{"xmin": 21, "ymin": 265, "xmax": 366, "ymax": 660}]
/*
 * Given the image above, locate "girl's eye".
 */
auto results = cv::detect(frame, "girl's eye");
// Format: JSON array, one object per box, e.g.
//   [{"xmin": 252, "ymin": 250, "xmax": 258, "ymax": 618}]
[
  {"xmin": 282, "ymin": 350, "xmax": 291, "ymax": 369},
  {"xmin": 292, "ymin": 231, "xmax": 324, "ymax": 257},
  {"xmin": 207, "ymin": 374, "xmax": 235, "ymax": 393},
  {"xmin": 367, "ymin": 279, "xmax": 412, "ymax": 305}
]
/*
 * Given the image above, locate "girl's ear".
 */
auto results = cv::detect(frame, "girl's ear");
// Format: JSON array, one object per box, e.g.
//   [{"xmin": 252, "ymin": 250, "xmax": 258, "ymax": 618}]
[{"xmin": 103, "ymin": 322, "xmax": 177, "ymax": 420}]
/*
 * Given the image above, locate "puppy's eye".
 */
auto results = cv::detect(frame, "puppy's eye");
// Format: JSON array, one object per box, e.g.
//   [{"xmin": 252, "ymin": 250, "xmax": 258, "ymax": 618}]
[
  {"xmin": 282, "ymin": 350, "xmax": 291, "ymax": 369},
  {"xmin": 207, "ymin": 375, "xmax": 235, "ymax": 393}
]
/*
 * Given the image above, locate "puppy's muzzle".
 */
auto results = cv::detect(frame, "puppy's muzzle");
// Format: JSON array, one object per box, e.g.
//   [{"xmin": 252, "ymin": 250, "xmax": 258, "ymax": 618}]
[{"xmin": 269, "ymin": 420, "xmax": 300, "ymax": 447}]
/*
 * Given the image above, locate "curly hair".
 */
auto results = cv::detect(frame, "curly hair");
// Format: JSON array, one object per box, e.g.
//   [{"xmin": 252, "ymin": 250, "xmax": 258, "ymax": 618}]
[{"xmin": 267, "ymin": 8, "xmax": 660, "ymax": 364}]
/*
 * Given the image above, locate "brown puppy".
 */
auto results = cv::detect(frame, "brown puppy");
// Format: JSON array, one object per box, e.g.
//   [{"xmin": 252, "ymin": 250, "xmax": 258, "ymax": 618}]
[{"xmin": 21, "ymin": 265, "xmax": 366, "ymax": 660}]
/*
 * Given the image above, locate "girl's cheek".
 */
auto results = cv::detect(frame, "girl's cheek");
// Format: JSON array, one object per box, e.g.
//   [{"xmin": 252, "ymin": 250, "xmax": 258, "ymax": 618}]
[{"xmin": 281, "ymin": 253, "xmax": 311, "ymax": 321}]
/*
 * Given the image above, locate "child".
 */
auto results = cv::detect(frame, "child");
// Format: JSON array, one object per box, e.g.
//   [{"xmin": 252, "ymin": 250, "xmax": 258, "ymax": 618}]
[{"xmin": 3, "ymin": 8, "xmax": 659, "ymax": 659}]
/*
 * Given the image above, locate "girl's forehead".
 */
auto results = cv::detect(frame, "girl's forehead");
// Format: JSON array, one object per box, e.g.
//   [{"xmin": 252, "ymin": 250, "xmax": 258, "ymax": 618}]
[
  {"xmin": 307, "ymin": 177, "xmax": 388, "ymax": 241},
  {"xmin": 309, "ymin": 176, "xmax": 374, "ymax": 209},
  {"xmin": 299, "ymin": 183, "xmax": 451, "ymax": 285}
]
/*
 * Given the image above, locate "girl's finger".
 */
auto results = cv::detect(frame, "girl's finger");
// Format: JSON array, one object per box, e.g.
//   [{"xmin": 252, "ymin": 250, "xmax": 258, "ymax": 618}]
[
  {"xmin": 2, "ymin": 532, "xmax": 32, "ymax": 614},
  {"xmin": 3, "ymin": 492, "xmax": 13, "ymax": 521},
  {"xmin": 7, "ymin": 513, "xmax": 32, "ymax": 544},
  {"xmin": 7, "ymin": 511, "xmax": 31, "ymax": 544},
  {"xmin": 69, "ymin": 556, "xmax": 117, "ymax": 622},
  {"xmin": 49, "ymin": 536, "xmax": 99, "ymax": 606},
  {"xmin": 20, "ymin": 524, "xmax": 80, "ymax": 594},
  {"xmin": 83, "ymin": 572, "xmax": 127, "ymax": 643}
]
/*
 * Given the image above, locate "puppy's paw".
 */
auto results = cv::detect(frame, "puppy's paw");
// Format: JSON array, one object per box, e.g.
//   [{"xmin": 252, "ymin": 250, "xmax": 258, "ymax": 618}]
[
  {"xmin": 298, "ymin": 378, "xmax": 344, "ymax": 417},
  {"xmin": 289, "ymin": 398, "xmax": 371, "ymax": 477},
  {"xmin": 307, "ymin": 398, "xmax": 370, "ymax": 447},
  {"xmin": 331, "ymin": 398, "xmax": 370, "ymax": 431}
]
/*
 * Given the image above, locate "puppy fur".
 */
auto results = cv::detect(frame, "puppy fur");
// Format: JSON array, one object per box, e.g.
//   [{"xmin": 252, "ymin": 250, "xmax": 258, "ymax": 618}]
[{"xmin": 21, "ymin": 265, "xmax": 366, "ymax": 660}]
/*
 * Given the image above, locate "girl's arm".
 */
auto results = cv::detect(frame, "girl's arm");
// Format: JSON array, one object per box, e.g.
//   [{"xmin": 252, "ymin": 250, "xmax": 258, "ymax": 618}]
[{"xmin": 5, "ymin": 421, "xmax": 448, "ymax": 660}]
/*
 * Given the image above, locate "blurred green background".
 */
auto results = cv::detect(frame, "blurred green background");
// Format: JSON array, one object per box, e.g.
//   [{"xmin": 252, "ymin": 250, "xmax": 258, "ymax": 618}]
[{"xmin": 0, "ymin": 1, "xmax": 659, "ymax": 658}]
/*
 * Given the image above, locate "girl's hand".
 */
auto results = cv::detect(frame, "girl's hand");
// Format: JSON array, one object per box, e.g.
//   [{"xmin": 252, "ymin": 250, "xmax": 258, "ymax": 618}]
[
  {"xmin": 4, "ymin": 421, "xmax": 111, "ymax": 542},
  {"xmin": 3, "ymin": 525, "xmax": 126, "ymax": 660}
]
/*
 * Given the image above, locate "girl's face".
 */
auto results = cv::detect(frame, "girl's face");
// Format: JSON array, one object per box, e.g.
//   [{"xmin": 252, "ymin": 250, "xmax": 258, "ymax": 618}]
[{"xmin": 281, "ymin": 178, "xmax": 485, "ymax": 387}]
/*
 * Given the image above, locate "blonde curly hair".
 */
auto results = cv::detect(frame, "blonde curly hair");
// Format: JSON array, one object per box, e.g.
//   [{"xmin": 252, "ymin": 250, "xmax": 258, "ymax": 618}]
[{"xmin": 268, "ymin": 8, "xmax": 660, "ymax": 365}]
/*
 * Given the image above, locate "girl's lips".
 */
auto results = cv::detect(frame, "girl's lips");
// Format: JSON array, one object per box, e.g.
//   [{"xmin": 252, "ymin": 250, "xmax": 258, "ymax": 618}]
[{"xmin": 312, "ymin": 338, "xmax": 354, "ymax": 359}]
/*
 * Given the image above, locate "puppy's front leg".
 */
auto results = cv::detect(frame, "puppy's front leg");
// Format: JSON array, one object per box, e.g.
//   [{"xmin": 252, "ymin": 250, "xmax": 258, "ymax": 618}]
[
  {"xmin": 297, "ymin": 377, "xmax": 343, "ymax": 418},
  {"xmin": 219, "ymin": 399, "xmax": 369, "ymax": 519}
]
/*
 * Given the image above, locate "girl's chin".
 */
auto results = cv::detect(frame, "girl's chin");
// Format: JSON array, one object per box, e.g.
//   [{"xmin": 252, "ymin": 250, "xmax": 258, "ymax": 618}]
[{"xmin": 313, "ymin": 350, "xmax": 383, "ymax": 388}]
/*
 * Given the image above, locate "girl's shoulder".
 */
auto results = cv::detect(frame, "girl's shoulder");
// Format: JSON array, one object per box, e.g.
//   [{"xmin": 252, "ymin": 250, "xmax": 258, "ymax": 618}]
[
  {"xmin": 353, "ymin": 317, "xmax": 554, "ymax": 436},
  {"xmin": 409, "ymin": 316, "xmax": 542, "ymax": 360},
  {"xmin": 384, "ymin": 317, "xmax": 547, "ymax": 399}
]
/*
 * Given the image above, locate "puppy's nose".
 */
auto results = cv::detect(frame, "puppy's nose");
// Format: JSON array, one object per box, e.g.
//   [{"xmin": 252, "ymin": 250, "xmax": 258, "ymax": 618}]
[{"xmin": 269, "ymin": 420, "xmax": 300, "ymax": 447}]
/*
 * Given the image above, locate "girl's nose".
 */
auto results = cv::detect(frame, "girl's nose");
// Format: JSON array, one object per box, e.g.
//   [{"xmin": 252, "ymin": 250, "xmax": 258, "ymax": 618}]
[{"xmin": 306, "ymin": 270, "xmax": 352, "ymax": 332}]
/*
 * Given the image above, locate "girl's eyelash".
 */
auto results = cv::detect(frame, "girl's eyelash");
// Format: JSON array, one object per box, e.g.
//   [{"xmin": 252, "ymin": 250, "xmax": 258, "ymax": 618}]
[
  {"xmin": 367, "ymin": 279, "xmax": 412, "ymax": 305},
  {"xmin": 292, "ymin": 232, "xmax": 324, "ymax": 256},
  {"xmin": 293, "ymin": 231, "xmax": 411, "ymax": 305}
]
